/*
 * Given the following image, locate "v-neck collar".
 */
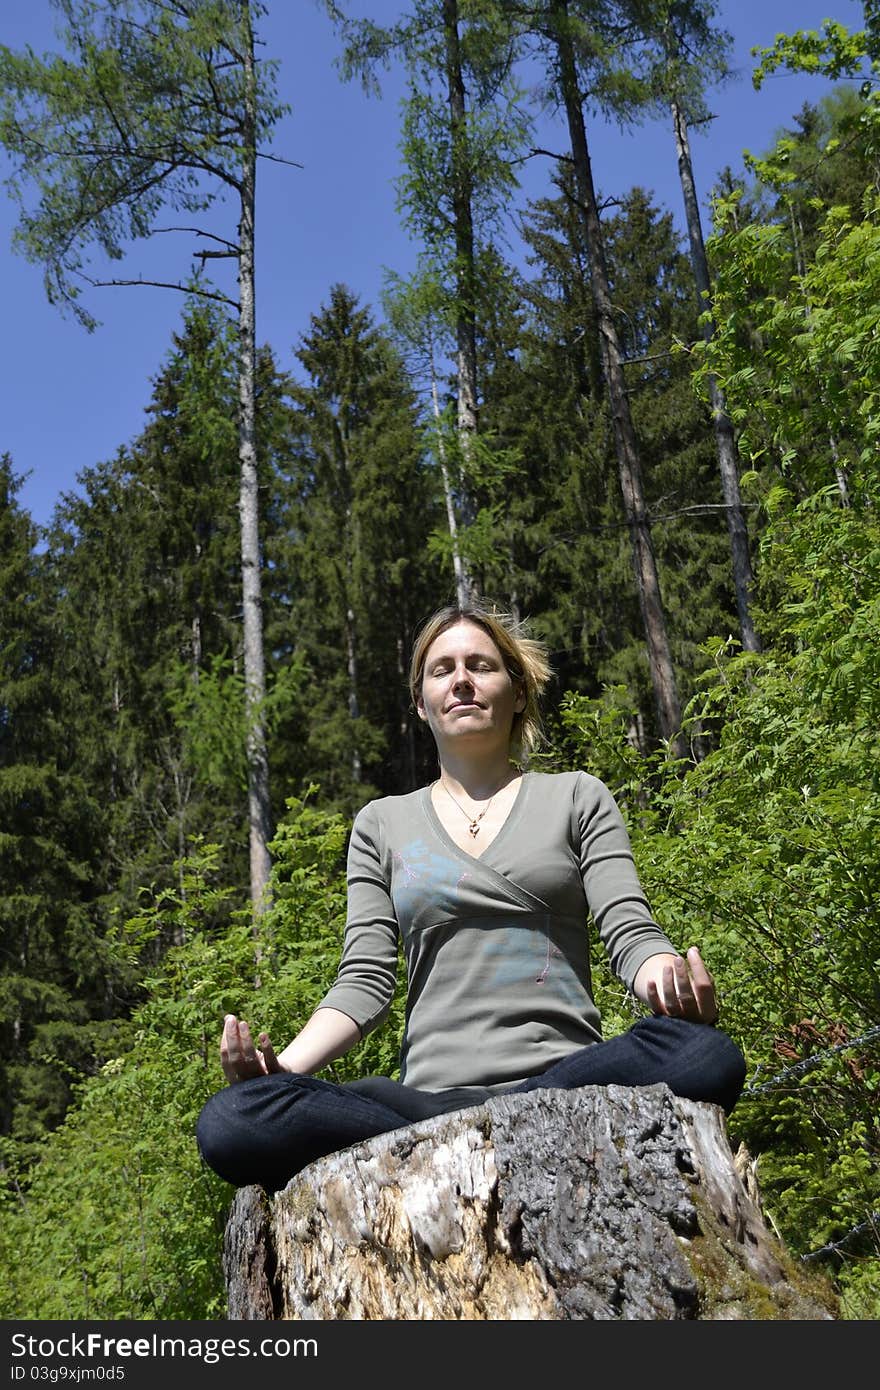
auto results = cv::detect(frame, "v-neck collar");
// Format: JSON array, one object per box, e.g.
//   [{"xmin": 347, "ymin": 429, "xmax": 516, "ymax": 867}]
[{"xmin": 420, "ymin": 771, "xmax": 531, "ymax": 865}]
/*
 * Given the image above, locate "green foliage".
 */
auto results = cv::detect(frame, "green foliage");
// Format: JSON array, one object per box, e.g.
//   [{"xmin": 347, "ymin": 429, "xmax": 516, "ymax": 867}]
[
  {"xmin": 335, "ymin": 0, "xmax": 534, "ymax": 600},
  {"xmin": 552, "ymin": 490, "xmax": 880, "ymax": 1319},
  {"xmin": 272, "ymin": 283, "xmax": 442, "ymax": 805},
  {"xmin": 0, "ymin": 792, "xmax": 405, "ymax": 1320},
  {"xmin": 167, "ymin": 649, "xmax": 309, "ymax": 795},
  {"xmin": 7, "ymin": 0, "xmax": 880, "ymax": 1327},
  {"xmin": 0, "ymin": 0, "xmax": 287, "ymax": 327},
  {"xmin": 0, "ymin": 456, "xmax": 137, "ymax": 1164},
  {"xmin": 669, "ymin": 59, "xmax": 880, "ymax": 1308},
  {"xmin": 752, "ymin": 19, "xmax": 873, "ymax": 90},
  {"xmin": 480, "ymin": 176, "xmax": 738, "ymax": 735},
  {"xmin": 0, "ymin": 840, "xmax": 240, "ymax": 1319},
  {"xmin": 697, "ymin": 187, "xmax": 880, "ymax": 506},
  {"xmin": 396, "ymin": 72, "xmax": 528, "ymax": 256},
  {"xmin": 609, "ymin": 0, "xmax": 734, "ymax": 127},
  {"xmin": 35, "ymin": 301, "xmax": 256, "ymax": 917}
]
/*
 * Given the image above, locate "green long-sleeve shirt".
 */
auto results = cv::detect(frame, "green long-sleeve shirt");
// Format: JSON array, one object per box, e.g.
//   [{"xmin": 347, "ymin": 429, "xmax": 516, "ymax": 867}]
[{"xmin": 318, "ymin": 770, "xmax": 677, "ymax": 1093}]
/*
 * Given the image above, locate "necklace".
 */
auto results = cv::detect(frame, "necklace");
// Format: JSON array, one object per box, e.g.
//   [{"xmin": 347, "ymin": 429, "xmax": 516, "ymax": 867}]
[{"xmin": 438, "ymin": 779, "xmax": 503, "ymax": 837}]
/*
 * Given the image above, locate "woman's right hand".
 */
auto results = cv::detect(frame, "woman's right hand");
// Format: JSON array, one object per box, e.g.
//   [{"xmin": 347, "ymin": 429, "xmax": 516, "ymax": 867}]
[{"xmin": 220, "ymin": 1014, "xmax": 282, "ymax": 1084}]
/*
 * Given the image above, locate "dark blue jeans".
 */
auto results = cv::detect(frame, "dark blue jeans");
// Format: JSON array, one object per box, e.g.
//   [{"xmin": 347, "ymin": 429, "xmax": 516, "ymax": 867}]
[{"xmin": 196, "ymin": 1015, "xmax": 746, "ymax": 1193}]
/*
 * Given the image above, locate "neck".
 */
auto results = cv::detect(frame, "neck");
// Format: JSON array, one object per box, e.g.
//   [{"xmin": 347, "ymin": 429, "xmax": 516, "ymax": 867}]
[{"xmin": 436, "ymin": 749, "xmax": 519, "ymax": 802}]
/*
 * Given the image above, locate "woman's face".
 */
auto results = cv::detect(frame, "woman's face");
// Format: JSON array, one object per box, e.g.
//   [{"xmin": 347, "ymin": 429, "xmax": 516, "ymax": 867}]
[{"xmin": 416, "ymin": 620, "xmax": 525, "ymax": 752}]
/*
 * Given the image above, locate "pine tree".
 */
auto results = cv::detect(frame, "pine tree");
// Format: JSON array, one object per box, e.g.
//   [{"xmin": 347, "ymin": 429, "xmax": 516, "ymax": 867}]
[
  {"xmin": 0, "ymin": 458, "xmax": 130, "ymax": 1167},
  {"xmin": 613, "ymin": 0, "xmax": 761, "ymax": 652},
  {"xmin": 514, "ymin": 0, "xmax": 686, "ymax": 753},
  {"xmin": 0, "ymin": 0, "xmax": 290, "ymax": 911},
  {"xmin": 271, "ymin": 285, "xmax": 443, "ymax": 807},
  {"xmin": 38, "ymin": 303, "xmax": 297, "ymax": 932},
  {"xmin": 485, "ymin": 177, "xmax": 737, "ymax": 741},
  {"xmin": 331, "ymin": 0, "xmax": 530, "ymax": 602}
]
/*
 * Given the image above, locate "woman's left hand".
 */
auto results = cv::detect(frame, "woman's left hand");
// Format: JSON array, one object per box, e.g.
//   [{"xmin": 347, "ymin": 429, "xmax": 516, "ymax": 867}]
[{"xmin": 636, "ymin": 947, "xmax": 719, "ymax": 1025}]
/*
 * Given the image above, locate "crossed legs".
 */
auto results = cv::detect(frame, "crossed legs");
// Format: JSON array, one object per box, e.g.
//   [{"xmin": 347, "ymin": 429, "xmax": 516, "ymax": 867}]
[{"xmin": 196, "ymin": 1016, "xmax": 746, "ymax": 1192}]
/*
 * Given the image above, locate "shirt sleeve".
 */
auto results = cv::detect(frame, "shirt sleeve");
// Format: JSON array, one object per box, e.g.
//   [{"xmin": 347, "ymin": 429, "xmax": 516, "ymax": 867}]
[
  {"xmin": 316, "ymin": 800, "xmax": 400, "ymax": 1036},
  {"xmin": 574, "ymin": 771, "xmax": 678, "ymax": 990}
]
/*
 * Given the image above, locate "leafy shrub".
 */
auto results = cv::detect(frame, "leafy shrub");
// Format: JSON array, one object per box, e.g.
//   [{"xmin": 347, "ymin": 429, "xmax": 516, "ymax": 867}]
[
  {"xmin": 553, "ymin": 490, "xmax": 880, "ymax": 1318},
  {"xmin": 0, "ymin": 792, "xmax": 405, "ymax": 1319}
]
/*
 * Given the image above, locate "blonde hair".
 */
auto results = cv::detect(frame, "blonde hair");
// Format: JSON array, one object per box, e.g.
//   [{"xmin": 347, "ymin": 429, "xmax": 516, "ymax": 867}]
[{"xmin": 409, "ymin": 601, "xmax": 553, "ymax": 763}]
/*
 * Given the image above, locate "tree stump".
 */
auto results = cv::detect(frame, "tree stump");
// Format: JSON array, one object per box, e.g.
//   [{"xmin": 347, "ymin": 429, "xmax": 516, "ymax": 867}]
[{"xmin": 223, "ymin": 1083, "xmax": 838, "ymax": 1320}]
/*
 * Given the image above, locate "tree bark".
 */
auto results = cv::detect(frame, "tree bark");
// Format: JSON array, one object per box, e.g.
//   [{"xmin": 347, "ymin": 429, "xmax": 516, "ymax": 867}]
[
  {"xmin": 345, "ymin": 604, "xmax": 362, "ymax": 785},
  {"xmin": 238, "ymin": 7, "xmax": 272, "ymax": 914},
  {"xmin": 671, "ymin": 95, "xmax": 761, "ymax": 654},
  {"xmin": 431, "ymin": 363, "xmax": 470, "ymax": 606},
  {"xmin": 550, "ymin": 0, "xmax": 684, "ymax": 753},
  {"xmin": 224, "ymin": 1085, "xmax": 839, "ymax": 1320},
  {"xmin": 442, "ymin": 0, "xmax": 479, "ymax": 572},
  {"xmin": 397, "ymin": 622, "xmax": 418, "ymax": 789}
]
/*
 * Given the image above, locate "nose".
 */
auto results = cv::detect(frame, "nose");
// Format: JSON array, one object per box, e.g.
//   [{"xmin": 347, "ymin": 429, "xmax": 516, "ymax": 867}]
[{"xmin": 451, "ymin": 663, "xmax": 474, "ymax": 691}]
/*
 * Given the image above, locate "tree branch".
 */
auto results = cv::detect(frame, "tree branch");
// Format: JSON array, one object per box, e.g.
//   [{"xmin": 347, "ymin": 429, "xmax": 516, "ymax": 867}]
[
  {"xmin": 83, "ymin": 273, "xmax": 238, "ymax": 309},
  {"xmin": 536, "ymin": 501, "xmax": 762, "ymax": 550},
  {"xmin": 153, "ymin": 225, "xmax": 239, "ymax": 251},
  {"xmin": 525, "ymin": 146, "xmax": 574, "ymax": 164},
  {"xmin": 622, "ymin": 349, "xmax": 676, "ymax": 365},
  {"xmin": 650, "ymin": 502, "xmax": 761, "ymax": 520},
  {"xmin": 256, "ymin": 151, "xmax": 304, "ymax": 169}
]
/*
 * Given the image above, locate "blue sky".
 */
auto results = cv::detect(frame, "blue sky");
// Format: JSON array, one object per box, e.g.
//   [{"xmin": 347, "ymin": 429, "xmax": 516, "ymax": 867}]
[{"xmin": 1, "ymin": 0, "xmax": 866, "ymax": 531}]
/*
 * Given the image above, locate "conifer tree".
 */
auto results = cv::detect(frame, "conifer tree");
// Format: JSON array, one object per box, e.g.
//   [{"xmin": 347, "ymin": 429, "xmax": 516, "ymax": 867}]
[
  {"xmin": 486, "ymin": 178, "xmax": 735, "ymax": 736},
  {"xmin": 0, "ymin": 459, "xmax": 128, "ymax": 1167},
  {"xmin": 42, "ymin": 303, "xmax": 304, "ymax": 917},
  {"xmin": 382, "ymin": 264, "xmax": 470, "ymax": 601},
  {"xmin": 330, "ymin": 0, "xmax": 529, "ymax": 602},
  {"xmin": 0, "ymin": 0, "xmax": 288, "ymax": 911},
  {"xmin": 272, "ymin": 286, "xmax": 442, "ymax": 806},
  {"xmin": 613, "ymin": 0, "xmax": 761, "ymax": 652},
  {"xmin": 520, "ymin": 0, "xmax": 686, "ymax": 752},
  {"xmin": 585, "ymin": 0, "xmax": 761, "ymax": 651}
]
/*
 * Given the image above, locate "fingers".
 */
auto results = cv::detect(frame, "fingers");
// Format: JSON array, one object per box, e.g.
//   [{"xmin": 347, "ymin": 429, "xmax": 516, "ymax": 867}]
[
  {"xmin": 646, "ymin": 951, "xmax": 719, "ymax": 1025},
  {"xmin": 671, "ymin": 956, "xmax": 698, "ymax": 1015},
  {"xmin": 219, "ymin": 1014, "xmax": 237, "ymax": 1074},
  {"xmin": 646, "ymin": 959, "xmax": 692, "ymax": 1017},
  {"xmin": 686, "ymin": 946, "xmax": 719, "ymax": 1023},
  {"xmin": 258, "ymin": 1033, "xmax": 280, "ymax": 1074},
  {"xmin": 220, "ymin": 1014, "xmax": 244, "ymax": 1082},
  {"xmin": 220, "ymin": 1015, "xmax": 270, "ymax": 1083},
  {"xmin": 645, "ymin": 978, "xmax": 661, "ymax": 1012}
]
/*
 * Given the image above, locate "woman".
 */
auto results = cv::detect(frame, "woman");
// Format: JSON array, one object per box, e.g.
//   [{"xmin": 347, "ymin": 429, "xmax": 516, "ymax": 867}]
[{"xmin": 197, "ymin": 602, "xmax": 746, "ymax": 1193}]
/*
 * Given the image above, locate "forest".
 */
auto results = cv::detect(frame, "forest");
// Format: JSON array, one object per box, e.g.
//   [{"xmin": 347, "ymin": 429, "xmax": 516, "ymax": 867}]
[{"xmin": 0, "ymin": 0, "xmax": 878, "ymax": 1320}]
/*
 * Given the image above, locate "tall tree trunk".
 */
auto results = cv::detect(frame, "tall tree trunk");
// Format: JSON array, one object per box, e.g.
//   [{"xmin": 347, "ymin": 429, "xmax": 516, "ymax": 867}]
[
  {"xmin": 397, "ymin": 623, "xmax": 418, "ymax": 790},
  {"xmin": 431, "ymin": 359, "xmax": 470, "ymax": 606},
  {"xmin": 551, "ymin": 0, "xmax": 684, "ymax": 753},
  {"xmin": 191, "ymin": 612, "xmax": 202, "ymax": 672},
  {"xmin": 671, "ymin": 95, "xmax": 761, "ymax": 654},
  {"xmin": 238, "ymin": 8, "xmax": 272, "ymax": 914},
  {"xmin": 829, "ymin": 431, "xmax": 851, "ymax": 506},
  {"xmin": 442, "ymin": 0, "xmax": 478, "ymax": 567},
  {"xmin": 345, "ymin": 604, "xmax": 362, "ymax": 784}
]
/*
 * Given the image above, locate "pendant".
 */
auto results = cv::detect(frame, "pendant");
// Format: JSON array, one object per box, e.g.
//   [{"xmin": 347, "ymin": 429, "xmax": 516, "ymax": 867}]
[{"xmin": 468, "ymin": 821, "xmax": 480, "ymax": 837}]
